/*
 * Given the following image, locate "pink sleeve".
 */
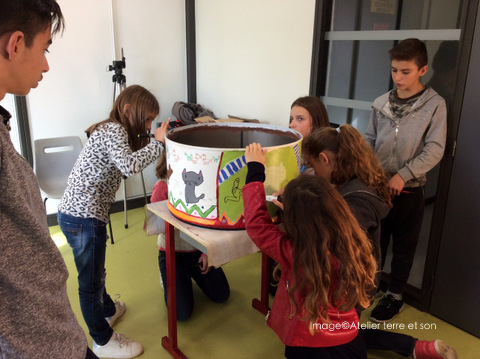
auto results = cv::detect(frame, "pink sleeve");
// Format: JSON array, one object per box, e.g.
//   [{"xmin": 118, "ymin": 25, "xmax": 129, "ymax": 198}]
[{"xmin": 151, "ymin": 180, "xmax": 168, "ymax": 203}]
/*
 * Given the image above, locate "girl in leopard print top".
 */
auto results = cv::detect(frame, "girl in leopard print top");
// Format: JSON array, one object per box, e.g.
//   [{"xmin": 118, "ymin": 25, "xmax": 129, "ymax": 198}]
[{"xmin": 57, "ymin": 85, "xmax": 169, "ymax": 356}]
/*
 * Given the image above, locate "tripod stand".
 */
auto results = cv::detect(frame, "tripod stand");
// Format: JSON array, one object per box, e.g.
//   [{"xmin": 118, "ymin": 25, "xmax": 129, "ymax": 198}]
[
  {"xmin": 109, "ymin": 50, "xmax": 148, "ymax": 230},
  {"xmin": 110, "ymin": 50, "xmax": 126, "ymax": 103}
]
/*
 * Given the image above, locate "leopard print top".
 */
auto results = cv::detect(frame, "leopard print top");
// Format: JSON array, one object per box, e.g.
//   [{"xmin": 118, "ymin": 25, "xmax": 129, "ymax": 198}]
[{"xmin": 58, "ymin": 122, "xmax": 164, "ymax": 223}]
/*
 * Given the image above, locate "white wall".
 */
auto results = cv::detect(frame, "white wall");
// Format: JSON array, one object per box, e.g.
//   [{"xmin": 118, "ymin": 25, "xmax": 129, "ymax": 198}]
[
  {"xmin": 26, "ymin": 0, "xmax": 315, "ymax": 213},
  {"xmin": 196, "ymin": 0, "xmax": 315, "ymax": 126},
  {"xmin": 27, "ymin": 0, "xmax": 187, "ymax": 213}
]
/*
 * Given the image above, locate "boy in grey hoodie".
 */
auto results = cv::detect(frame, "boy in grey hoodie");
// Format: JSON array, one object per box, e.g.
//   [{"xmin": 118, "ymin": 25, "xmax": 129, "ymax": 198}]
[{"xmin": 364, "ymin": 38, "xmax": 447, "ymax": 323}]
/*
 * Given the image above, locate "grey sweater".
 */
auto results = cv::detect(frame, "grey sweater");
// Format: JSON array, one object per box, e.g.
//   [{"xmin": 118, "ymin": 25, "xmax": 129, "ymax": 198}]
[
  {"xmin": 364, "ymin": 87, "xmax": 447, "ymax": 187},
  {"xmin": 0, "ymin": 114, "xmax": 86, "ymax": 358}
]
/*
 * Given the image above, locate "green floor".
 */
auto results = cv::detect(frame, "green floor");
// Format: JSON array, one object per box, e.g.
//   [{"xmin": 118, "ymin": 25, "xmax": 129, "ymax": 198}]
[{"xmin": 51, "ymin": 207, "xmax": 480, "ymax": 358}]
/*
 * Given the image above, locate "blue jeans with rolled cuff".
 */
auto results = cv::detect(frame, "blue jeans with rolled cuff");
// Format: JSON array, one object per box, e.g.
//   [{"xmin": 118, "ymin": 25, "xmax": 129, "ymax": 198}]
[{"xmin": 58, "ymin": 212, "xmax": 116, "ymax": 345}]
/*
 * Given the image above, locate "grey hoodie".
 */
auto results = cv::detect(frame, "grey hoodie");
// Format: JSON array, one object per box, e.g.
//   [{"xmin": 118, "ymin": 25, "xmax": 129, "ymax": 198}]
[{"xmin": 364, "ymin": 87, "xmax": 447, "ymax": 187}]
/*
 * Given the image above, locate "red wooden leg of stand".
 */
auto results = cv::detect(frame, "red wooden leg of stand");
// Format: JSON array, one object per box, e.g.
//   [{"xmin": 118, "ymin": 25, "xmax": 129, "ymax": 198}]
[
  {"xmin": 162, "ymin": 223, "xmax": 187, "ymax": 359},
  {"xmin": 252, "ymin": 252, "xmax": 271, "ymax": 315}
]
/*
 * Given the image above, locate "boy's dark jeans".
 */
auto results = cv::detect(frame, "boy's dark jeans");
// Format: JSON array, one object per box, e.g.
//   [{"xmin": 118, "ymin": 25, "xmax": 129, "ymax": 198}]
[{"xmin": 380, "ymin": 186, "xmax": 425, "ymax": 295}]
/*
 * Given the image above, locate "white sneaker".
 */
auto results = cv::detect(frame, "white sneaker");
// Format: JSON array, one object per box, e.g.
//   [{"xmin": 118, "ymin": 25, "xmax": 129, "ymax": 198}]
[
  {"xmin": 106, "ymin": 300, "xmax": 126, "ymax": 327},
  {"xmin": 93, "ymin": 333, "xmax": 144, "ymax": 359},
  {"xmin": 159, "ymin": 274, "xmax": 164, "ymax": 291}
]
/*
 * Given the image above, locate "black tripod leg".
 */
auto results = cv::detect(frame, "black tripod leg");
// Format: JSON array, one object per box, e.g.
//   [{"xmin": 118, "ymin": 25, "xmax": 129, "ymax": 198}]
[{"xmin": 109, "ymin": 214, "xmax": 114, "ymax": 244}]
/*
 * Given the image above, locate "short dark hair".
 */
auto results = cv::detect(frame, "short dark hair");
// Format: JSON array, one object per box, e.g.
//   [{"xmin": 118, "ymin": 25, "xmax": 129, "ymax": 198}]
[
  {"xmin": 389, "ymin": 38, "xmax": 428, "ymax": 69},
  {"xmin": 0, "ymin": 0, "xmax": 64, "ymax": 47}
]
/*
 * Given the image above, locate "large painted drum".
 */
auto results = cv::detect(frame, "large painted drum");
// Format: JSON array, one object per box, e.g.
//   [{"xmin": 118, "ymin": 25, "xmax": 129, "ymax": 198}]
[{"xmin": 165, "ymin": 122, "xmax": 302, "ymax": 229}]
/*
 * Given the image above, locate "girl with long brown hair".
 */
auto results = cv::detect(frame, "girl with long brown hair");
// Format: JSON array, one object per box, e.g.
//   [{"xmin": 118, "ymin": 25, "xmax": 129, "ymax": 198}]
[
  {"xmin": 243, "ymin": 142, "xmax": 376, "ymax": 358},
  {"xmin": 289, "ymin": 95, "xmax": 330, "ymax": 139},
  {"xmin": 302, "ymin": 124, "xmax": 391, "ymax": 276},
  {"xmin": 58, "ymin": 84, "xmax": 169, "ymax": 359},
  {"xmin": 302, "ymin": 125, "xmax": 457, "ymax": 359}
]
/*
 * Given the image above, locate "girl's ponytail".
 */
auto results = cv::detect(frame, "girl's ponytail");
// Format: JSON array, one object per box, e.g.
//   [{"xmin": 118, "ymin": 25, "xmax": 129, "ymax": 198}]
[
  {"xmin": 332, "ymin": 125, "xmax": 365, "ymax": 185},
  {"xmin": 303, "ymin": 125, "xmax": 391, "ymax": 206},
  {"xmin": 333, "ymin": 125, "xmax": 391, "ymax": 206}
]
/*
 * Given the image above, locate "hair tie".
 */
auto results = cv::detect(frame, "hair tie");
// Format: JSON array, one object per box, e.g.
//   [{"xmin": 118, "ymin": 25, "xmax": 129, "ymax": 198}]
[{"xmin": 336, "ymin": 126, "xmax": 341, "ymax": 133}]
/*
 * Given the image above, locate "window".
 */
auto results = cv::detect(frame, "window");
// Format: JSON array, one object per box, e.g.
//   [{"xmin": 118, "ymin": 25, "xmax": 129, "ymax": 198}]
[{"xmin": 318, "ymin": 0, "xmax": 461, "ymax": 133}]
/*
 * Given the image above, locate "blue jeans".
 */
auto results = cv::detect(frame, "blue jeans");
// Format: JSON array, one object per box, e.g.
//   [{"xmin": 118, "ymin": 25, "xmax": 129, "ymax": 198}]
[{"xmin": 58, "ymin": 212, "xmax": 115, "ymax": 345}]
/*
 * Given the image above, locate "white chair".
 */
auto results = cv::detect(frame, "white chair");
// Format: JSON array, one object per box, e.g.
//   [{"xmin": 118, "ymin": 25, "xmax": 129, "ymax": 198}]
[
  {"xmin": 34, "ymin": 136, "xmax": 115, "ymax": 243},
  {"xmin": 34, "ymin": 136, "xmax": 83, "ymax": 203}
]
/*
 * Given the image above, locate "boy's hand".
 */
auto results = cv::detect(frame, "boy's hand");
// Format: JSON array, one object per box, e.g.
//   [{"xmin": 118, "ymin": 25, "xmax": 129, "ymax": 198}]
[
  {"xmin": 245, "ymin": 143, "xmax": 267, "ymax": 165},
  {"xmin": 154, "ymin": 117, "xmax": 171, "ymax": 144},
  {"xmin": 389, "ymin": 173, "xmax": 406, "ymax": 196}
]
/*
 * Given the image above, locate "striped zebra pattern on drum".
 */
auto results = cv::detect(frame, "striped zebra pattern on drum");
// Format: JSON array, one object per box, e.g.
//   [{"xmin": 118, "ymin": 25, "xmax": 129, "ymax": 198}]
[
  {"xmin": 293, "ymin": 143, "xmax": 301, "ymax": 172},
  {"xmin": 218, "ymin": 155, "xmax": 247, "ymax": 185}
]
